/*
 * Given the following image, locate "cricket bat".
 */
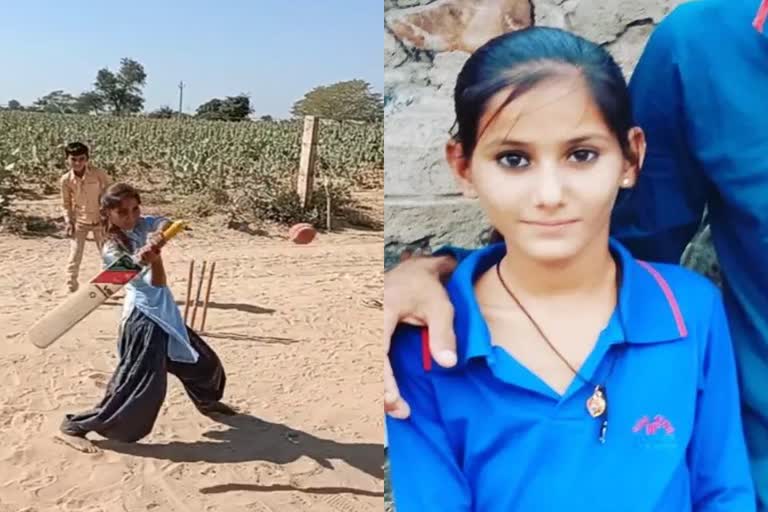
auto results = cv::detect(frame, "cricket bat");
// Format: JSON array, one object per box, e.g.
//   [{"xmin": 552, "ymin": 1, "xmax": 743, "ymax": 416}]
[{"xmin": 26, "ymin": 220, "xmax": 186, "ymax": 349}]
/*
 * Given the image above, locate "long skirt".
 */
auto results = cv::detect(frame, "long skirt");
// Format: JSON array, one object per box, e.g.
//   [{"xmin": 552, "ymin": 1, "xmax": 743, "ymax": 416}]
[{"xmin": 60, "ymin": 308, "xmax": 226, "ymax": 442}]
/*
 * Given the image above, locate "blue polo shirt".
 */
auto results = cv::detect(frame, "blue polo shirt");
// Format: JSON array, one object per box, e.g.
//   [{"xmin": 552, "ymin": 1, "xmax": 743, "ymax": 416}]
[{"xmin": 386, "ymin": 240, "xmax": 754, "ymax": 511}]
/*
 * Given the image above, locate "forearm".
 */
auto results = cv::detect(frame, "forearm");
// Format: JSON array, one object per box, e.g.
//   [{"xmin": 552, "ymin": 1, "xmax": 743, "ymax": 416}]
[
  {"xmin": 150, "ymin": 258, "xmax": 167, "ymax": 287},
  {"xmin": 61, "ymin": 192, "xmax": 73, "ymax": 223}
]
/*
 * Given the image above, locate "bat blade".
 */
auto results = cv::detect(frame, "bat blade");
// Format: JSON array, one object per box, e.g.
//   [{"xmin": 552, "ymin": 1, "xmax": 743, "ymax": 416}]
[{"xmin": 26, "ymin": 221, "xmax": 186, "ymax": 349}]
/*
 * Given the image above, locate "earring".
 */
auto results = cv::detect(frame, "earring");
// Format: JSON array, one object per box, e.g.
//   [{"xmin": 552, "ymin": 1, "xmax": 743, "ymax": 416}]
[{"xmin": 622, "ymin": 178, "xmax": 632, "ymax": 187}]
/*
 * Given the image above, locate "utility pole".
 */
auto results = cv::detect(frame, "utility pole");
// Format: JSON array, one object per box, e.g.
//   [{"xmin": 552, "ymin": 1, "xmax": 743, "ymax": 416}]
[{"xmin": 178, "ymin": 81, "xmax": 185, "ymax": 118}]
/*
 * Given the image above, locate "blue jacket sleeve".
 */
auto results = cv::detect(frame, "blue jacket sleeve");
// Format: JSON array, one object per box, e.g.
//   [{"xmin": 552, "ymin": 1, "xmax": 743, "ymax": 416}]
[
  {"xmin": 611, "ymin": 14, "xmax": 707, "ymax": 263},
  {"xmin": 688, "ymin": 294, "xmax": 755, "ymax": 511},
  {"xmin": 386, "ymin": 328, "xmax": 472, "ymax": 511}
]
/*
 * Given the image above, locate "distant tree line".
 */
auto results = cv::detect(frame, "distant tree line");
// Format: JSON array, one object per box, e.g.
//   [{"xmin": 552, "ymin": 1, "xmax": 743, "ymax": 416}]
[{"xmin": 2, "ymin": 58, "xmax": 382, "ymax": 123}]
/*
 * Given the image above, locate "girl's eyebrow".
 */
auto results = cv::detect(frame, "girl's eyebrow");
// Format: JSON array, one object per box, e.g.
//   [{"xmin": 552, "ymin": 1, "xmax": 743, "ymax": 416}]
[
  {"xmin": 488, "ymin": 133, "xmax": 613, "ymax": 146},
  {"xmin": 566, "ymin": 134, "xmax": 613, "ymax": 144}
]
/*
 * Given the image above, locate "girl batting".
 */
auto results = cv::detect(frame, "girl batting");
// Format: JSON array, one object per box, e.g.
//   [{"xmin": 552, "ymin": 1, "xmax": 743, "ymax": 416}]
[{"xmin": 57, "ymin": 183, "xmax": 235, "ymax": 452}]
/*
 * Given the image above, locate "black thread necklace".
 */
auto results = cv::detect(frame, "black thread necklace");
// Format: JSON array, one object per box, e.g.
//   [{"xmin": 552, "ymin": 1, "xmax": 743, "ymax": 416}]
[{"xmin": 495, "ymin": 261, "xmax": 619, "ymax": 444}]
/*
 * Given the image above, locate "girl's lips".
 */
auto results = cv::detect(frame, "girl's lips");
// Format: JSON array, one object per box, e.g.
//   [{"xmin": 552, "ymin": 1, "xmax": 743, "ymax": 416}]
[{"xmin": 521, "ymin": 219, "xmax": 580, "ymax": 227}]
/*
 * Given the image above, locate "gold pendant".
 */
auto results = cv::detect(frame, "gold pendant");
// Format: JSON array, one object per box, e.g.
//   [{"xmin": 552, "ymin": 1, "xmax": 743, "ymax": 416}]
[{"xmin": 586, "ymin": 386, "xmax": 606, "ymax": 418}]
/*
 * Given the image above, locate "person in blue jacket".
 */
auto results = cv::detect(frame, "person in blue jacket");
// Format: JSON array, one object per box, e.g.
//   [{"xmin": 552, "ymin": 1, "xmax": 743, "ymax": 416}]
[{"xmin": 385, "ymin": 24, "xmax": 755, "ymax": 511}]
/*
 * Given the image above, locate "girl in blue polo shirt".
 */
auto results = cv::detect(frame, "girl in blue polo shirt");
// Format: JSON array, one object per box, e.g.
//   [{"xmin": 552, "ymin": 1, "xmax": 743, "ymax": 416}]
[
  {"xmin": 386, "ymin": 27, "xmax": 755, "ymax": 511},
  {"xmin": 57, "ymin": 183, "xmax": 235, "ymax": 453}
]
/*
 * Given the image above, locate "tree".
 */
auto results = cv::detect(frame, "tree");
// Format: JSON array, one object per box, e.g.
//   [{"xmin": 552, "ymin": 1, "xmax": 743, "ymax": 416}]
[
  {"xmin": 260, "ymin": 115, "xmax": 274, "ymax": 122},
  {"xmin": 28, "ymin": 90, "xmax": 106, "ymax": 115},
  {"xmin": 92, "ymin": 58, "xmax": 147, "ymax": 115},
  {"xmin": 148, "ymin": 106, "xmax": 177, "ymax": 119},
  {"xmin": 195, "ymin": 95, "xmax": 252, "ymax": 122},
  {"xmin": 291, "ymin": 80, "xmax": 383, "ymax": 122},
  {"xmin": 196, "ymin": 98, "xmax": 223, "ymax": 120},
  {"xmin": 74, "ymin": 91, "xmax": 105, "ymax": 114},
  {"xmin": 32, "ymin": 90, "xmax": 79, "ymax": 114},
  {"xmin": 7, "ymin": 100, "xmax": 22, "ymax": 111}
]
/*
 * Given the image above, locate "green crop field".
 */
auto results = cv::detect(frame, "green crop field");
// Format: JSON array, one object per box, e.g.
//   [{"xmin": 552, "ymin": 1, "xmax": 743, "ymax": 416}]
[{"xmin": 0, "ymin": 112, "xmax": 383, "ymax": 225}]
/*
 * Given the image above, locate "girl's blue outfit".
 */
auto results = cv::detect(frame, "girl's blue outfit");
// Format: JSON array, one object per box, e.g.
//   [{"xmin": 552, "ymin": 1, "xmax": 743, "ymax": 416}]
[
  {"xmin": 387, "ymin": 239, "xmax": 754, "ymax": 511},
  {"xmin": 61, "ymin": 216, "xmax": 227, "ymax": 442}
]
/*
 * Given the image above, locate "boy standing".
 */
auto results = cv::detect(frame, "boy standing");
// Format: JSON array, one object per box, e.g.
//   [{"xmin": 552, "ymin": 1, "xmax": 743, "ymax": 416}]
[{"xmin": 60, "ymin": 142, "xmax": 111, "ymax": 292}]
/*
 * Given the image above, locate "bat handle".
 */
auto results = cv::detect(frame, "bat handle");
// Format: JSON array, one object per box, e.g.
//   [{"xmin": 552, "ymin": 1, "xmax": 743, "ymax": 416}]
[
  {"xmin": 129, "ymin": 221, "xmax": 187, "ymax": 267},
  {"xmin": 162, "ymin": 221, "xmax": 186, "ymax": 241}
]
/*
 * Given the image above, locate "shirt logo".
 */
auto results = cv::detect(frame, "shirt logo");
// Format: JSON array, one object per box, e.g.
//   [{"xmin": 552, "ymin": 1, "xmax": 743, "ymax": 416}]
[{"xmin": 632, "ymin": 415, "xmax": 675, "ymax": 436}]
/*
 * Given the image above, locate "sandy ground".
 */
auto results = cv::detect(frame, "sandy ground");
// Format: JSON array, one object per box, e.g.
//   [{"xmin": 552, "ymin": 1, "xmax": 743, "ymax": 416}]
[{"xmin": 0, "ymin": 196, "xmax": 383, "ymax": 511}]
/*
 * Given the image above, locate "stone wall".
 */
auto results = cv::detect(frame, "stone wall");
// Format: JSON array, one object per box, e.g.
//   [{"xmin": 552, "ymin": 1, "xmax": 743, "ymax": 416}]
[{"xmin": 384, "ymin": 0, "xmax": 688, "ymax": 269}]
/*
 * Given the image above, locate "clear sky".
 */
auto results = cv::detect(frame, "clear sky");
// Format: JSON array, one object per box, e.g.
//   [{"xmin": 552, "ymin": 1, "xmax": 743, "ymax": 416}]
[{"xmin": 0, "ymin": 1, "xmax": 383, "ymax": 118}]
